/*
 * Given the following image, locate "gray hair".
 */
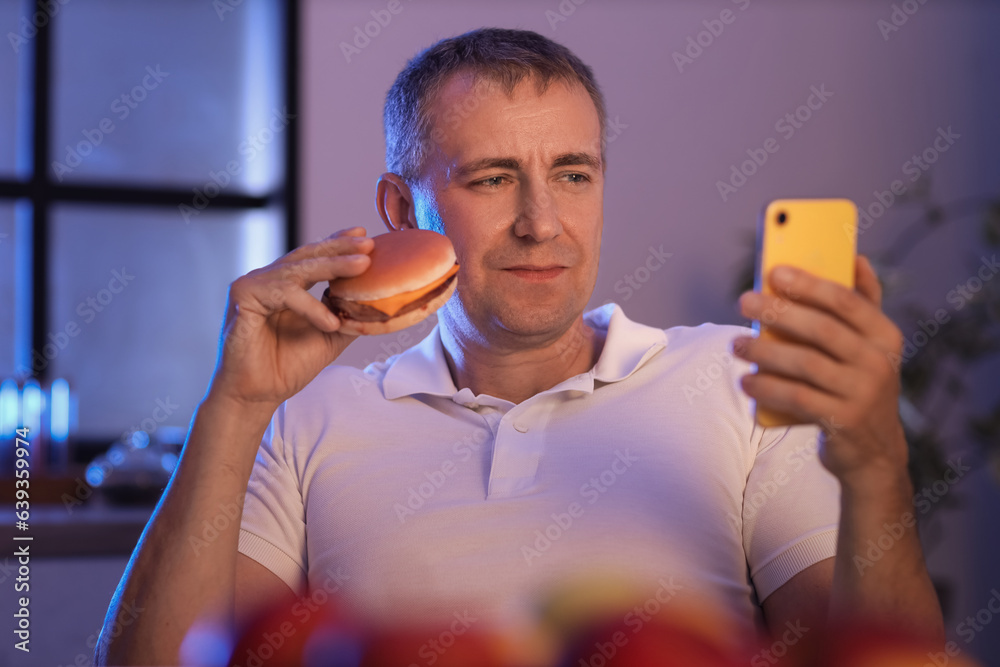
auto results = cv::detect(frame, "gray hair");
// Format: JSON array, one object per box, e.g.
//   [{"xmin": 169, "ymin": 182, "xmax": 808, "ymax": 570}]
[{"xmin": 384, "ymin": 27, "xmax": 607, "ymax": 184}]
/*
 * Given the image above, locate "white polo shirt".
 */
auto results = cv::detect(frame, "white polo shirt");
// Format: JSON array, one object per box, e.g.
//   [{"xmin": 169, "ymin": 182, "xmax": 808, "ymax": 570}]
[{"xmin": 238, "ymin": 303, "xmax": 840, "ymax": 635}]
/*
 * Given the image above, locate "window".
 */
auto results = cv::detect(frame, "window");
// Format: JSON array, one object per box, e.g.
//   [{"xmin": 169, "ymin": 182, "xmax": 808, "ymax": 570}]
[{"xmin": 0, "ymin": 0, "xmax": 298, "ymax": 453}]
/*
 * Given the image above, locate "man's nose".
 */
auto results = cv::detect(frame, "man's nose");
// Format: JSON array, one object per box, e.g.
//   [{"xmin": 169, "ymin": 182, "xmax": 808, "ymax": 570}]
[{"xmin": 513, "ymin": 180, "xmax": 563, "ymax": 242}]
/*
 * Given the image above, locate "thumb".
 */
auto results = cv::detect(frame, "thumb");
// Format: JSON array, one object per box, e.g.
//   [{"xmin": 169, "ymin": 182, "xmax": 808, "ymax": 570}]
[{"xmin": 855, "ymin": 255, "xmax": 883, "ymax": 308}]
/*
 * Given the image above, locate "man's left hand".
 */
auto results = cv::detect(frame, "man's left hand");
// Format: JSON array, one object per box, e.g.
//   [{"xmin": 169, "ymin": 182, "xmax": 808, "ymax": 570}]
[{"xmin": 733, "ymin": 255, "xmax": 909, "ymax": 489}]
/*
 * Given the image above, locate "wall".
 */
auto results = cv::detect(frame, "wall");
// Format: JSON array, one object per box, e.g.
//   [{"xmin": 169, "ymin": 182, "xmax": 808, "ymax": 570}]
[
  {"xmin": 0, "ymin": 556, "xmax": 128, "ymax": 664},
  {"xmin": 302, "ymin": 1, "xmax": 1000, "ymax": 663}
]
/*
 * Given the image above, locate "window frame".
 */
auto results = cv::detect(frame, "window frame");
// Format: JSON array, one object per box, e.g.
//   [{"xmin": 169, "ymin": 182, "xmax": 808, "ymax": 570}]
[{"xmin": 0, "ymin": 0, "xmax": 300, "ymax": 384}]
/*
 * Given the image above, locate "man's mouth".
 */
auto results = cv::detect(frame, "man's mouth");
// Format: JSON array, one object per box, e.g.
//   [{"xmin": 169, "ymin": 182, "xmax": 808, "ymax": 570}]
[{"xmin": 503, "ymin": 265, "xmax": 567, "ymax": 281}]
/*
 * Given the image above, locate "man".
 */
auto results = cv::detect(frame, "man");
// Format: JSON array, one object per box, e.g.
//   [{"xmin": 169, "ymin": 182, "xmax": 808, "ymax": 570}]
[{"xmin": 97, "ymin": 28, "xmax": 943, "ymax": 664}]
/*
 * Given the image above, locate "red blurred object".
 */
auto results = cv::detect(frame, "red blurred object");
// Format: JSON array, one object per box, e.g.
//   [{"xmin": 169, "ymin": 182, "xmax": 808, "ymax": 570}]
[
  {"xmin": 562, "ymin": 614, "xmax": 746, "ymax": 667},
  {"xmin": 360, "ymin": 625, "xmax": 505, "ymax": 667},
  {"xmin": 227, "ymin": 595, "xmax": 363, "ymax": 667},
  {"xmin": 814, "ymin": 623, "xmax": 982, "ymax": 667}
]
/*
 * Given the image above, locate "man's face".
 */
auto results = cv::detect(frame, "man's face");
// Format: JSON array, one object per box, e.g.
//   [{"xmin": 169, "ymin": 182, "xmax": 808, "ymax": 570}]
[{"xmin": 411, "ymin": 72, "xmax": 604, "ymax": 345}]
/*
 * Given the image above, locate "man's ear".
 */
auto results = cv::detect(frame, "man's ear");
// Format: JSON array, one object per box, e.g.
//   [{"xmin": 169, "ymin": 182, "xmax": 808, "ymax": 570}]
[{"xmin": 375, "ymin": 173, "xmax": 418, "ymax": 232}]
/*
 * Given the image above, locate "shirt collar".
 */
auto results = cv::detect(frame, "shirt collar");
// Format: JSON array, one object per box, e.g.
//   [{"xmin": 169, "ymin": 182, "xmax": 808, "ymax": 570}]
[
  {"xmin": 379, "ymin": 303, "xmax": 668, "ymax": 401},
  {"xmin": 588, "ymin": 302, "xmax": 669, "ymax": 383}
]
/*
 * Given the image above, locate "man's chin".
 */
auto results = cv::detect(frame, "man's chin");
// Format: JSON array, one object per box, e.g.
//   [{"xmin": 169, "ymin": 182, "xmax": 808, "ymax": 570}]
[{"xmin": 480, "ymin": 299, "xmax": 587, "ymax": 342}]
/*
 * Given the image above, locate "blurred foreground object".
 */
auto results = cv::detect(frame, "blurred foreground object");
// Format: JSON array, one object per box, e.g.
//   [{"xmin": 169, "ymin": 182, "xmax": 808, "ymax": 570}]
[{"xmin": 199, "ymin": 576, "xmax": 985, "ymax": 667}]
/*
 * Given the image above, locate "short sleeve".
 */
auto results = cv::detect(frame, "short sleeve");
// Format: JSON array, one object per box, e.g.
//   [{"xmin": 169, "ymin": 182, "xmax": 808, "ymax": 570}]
[
  {"xmin": 743, "ymin": 423, "xmax": 840, "ymax": 602},
  {"xmin": 238, "ymin": 402, "xmax": 308, "ymax": 593}
]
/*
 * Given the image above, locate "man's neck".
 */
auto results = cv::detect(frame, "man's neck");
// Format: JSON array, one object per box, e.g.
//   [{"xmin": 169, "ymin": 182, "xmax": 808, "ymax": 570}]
[{"xmin": 440, "ymin": 316, "xmax": 603, "ymax": 405}]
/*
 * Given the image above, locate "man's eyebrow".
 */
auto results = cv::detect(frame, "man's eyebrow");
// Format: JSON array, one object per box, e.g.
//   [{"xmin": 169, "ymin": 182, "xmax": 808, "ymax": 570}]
[
  {"xmin": 453, "ymin": 157, "xmax": 520, "ymax": 178},
  {"xmin": 552, "ymin": 152, "xmax": 602, "ymax": 171},
  {"xmin": 454, "ymin": 152, "xmax": 602, "ymax": 178}
]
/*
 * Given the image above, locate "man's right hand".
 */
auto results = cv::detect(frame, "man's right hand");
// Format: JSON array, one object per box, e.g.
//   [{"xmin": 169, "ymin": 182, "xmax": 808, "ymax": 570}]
[
  {"xmin": 208, "ymin": 226, "xmax": 374, "ymax": 411},
  {"xmin": 95, "ymin": 231, "xmax": 373, "ymax": 666}
]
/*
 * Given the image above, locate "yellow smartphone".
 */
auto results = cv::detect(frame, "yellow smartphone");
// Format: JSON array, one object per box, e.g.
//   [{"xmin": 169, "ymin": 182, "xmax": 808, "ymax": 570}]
[{"xmin": 752, "ymin": 198, "xmax": 858, "ymax": 427}]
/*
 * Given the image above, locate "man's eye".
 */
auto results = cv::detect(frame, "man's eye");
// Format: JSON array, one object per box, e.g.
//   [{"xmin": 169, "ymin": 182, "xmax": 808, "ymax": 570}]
[
  {"xmin": 564, "ymin": 173, "xmax": 589, "ymax": 183},
  {"xmin": 476, "ymin": 176, "xmax": 506, "ymax": 187}
]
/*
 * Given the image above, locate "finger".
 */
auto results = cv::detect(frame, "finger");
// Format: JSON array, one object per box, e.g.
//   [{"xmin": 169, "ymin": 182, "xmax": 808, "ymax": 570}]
[
  {"xmin": 331, "ymin": 226, "xmax": 367, "ymax": 238},
  {"xmin": 739, "ymin": 291, "xmax": 861, "ymax": 363},
  {"xmin": 277, "ymin": 253, "xmax": 372, "ymax": 290},
  {"xmin": 283, "ymin": 231, "xmax": 374, "ymax": 264},
  {"xmin": 732, "ymin": 335, "xmax": 857, "ymax": 398},
  {"xmin": 739, "ymin": 371, "xmax": 841, "ymax": 426},
  {"xmin": 765, "ymin": 265, "xmax": 898, "ymax": 344},
  {"xmin": 322, "ymin": 226, "xmax": 368, "ymax": 243},
  {"xmin": 281, "ymin": 287, "xmax": 344, "ymax": 333},
  {"xmin": 855, "ymin": 255, "xmax": 883, "ymax": 308}
]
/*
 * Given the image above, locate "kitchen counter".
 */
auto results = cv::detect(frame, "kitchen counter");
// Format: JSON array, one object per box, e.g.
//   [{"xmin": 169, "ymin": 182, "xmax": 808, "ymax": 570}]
[{"xmin": 0, "ymin": 501, "xmax": 153, "ymax": 557}]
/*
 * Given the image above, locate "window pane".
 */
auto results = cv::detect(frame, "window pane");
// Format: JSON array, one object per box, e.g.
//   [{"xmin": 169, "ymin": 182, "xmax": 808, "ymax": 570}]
[
  {"xmin": 0, "ymin": 0, "xmax": 28, "ymax": 177},
  {"xmin": 0, "ymin": 201, "xmax": 16, "ymax": 376},
  {"xmin": 51, "ymin": 0, "xmax": 285, "ymax": 193},
  {"xmin": 48, "ymin": 204, "xmax": 283, "ymax": 438}
]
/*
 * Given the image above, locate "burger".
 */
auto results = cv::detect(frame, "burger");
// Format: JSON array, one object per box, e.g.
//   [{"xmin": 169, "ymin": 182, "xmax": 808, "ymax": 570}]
[{"xmin": 321, "ymin": 228, "xmax": 459, "ymax": 336}]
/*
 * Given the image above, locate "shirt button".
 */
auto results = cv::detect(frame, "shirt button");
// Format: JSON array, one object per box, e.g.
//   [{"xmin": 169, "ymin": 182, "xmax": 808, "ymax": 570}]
[{"xmin": 513, "ymin": 422, "xmax": 529, "ymax": 433}]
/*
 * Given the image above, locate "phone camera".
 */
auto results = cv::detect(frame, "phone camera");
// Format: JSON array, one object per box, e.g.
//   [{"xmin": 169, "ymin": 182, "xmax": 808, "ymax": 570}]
[{"xmin": 777, "ymin": 212, "xmax": 787, "ymax": 225}]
